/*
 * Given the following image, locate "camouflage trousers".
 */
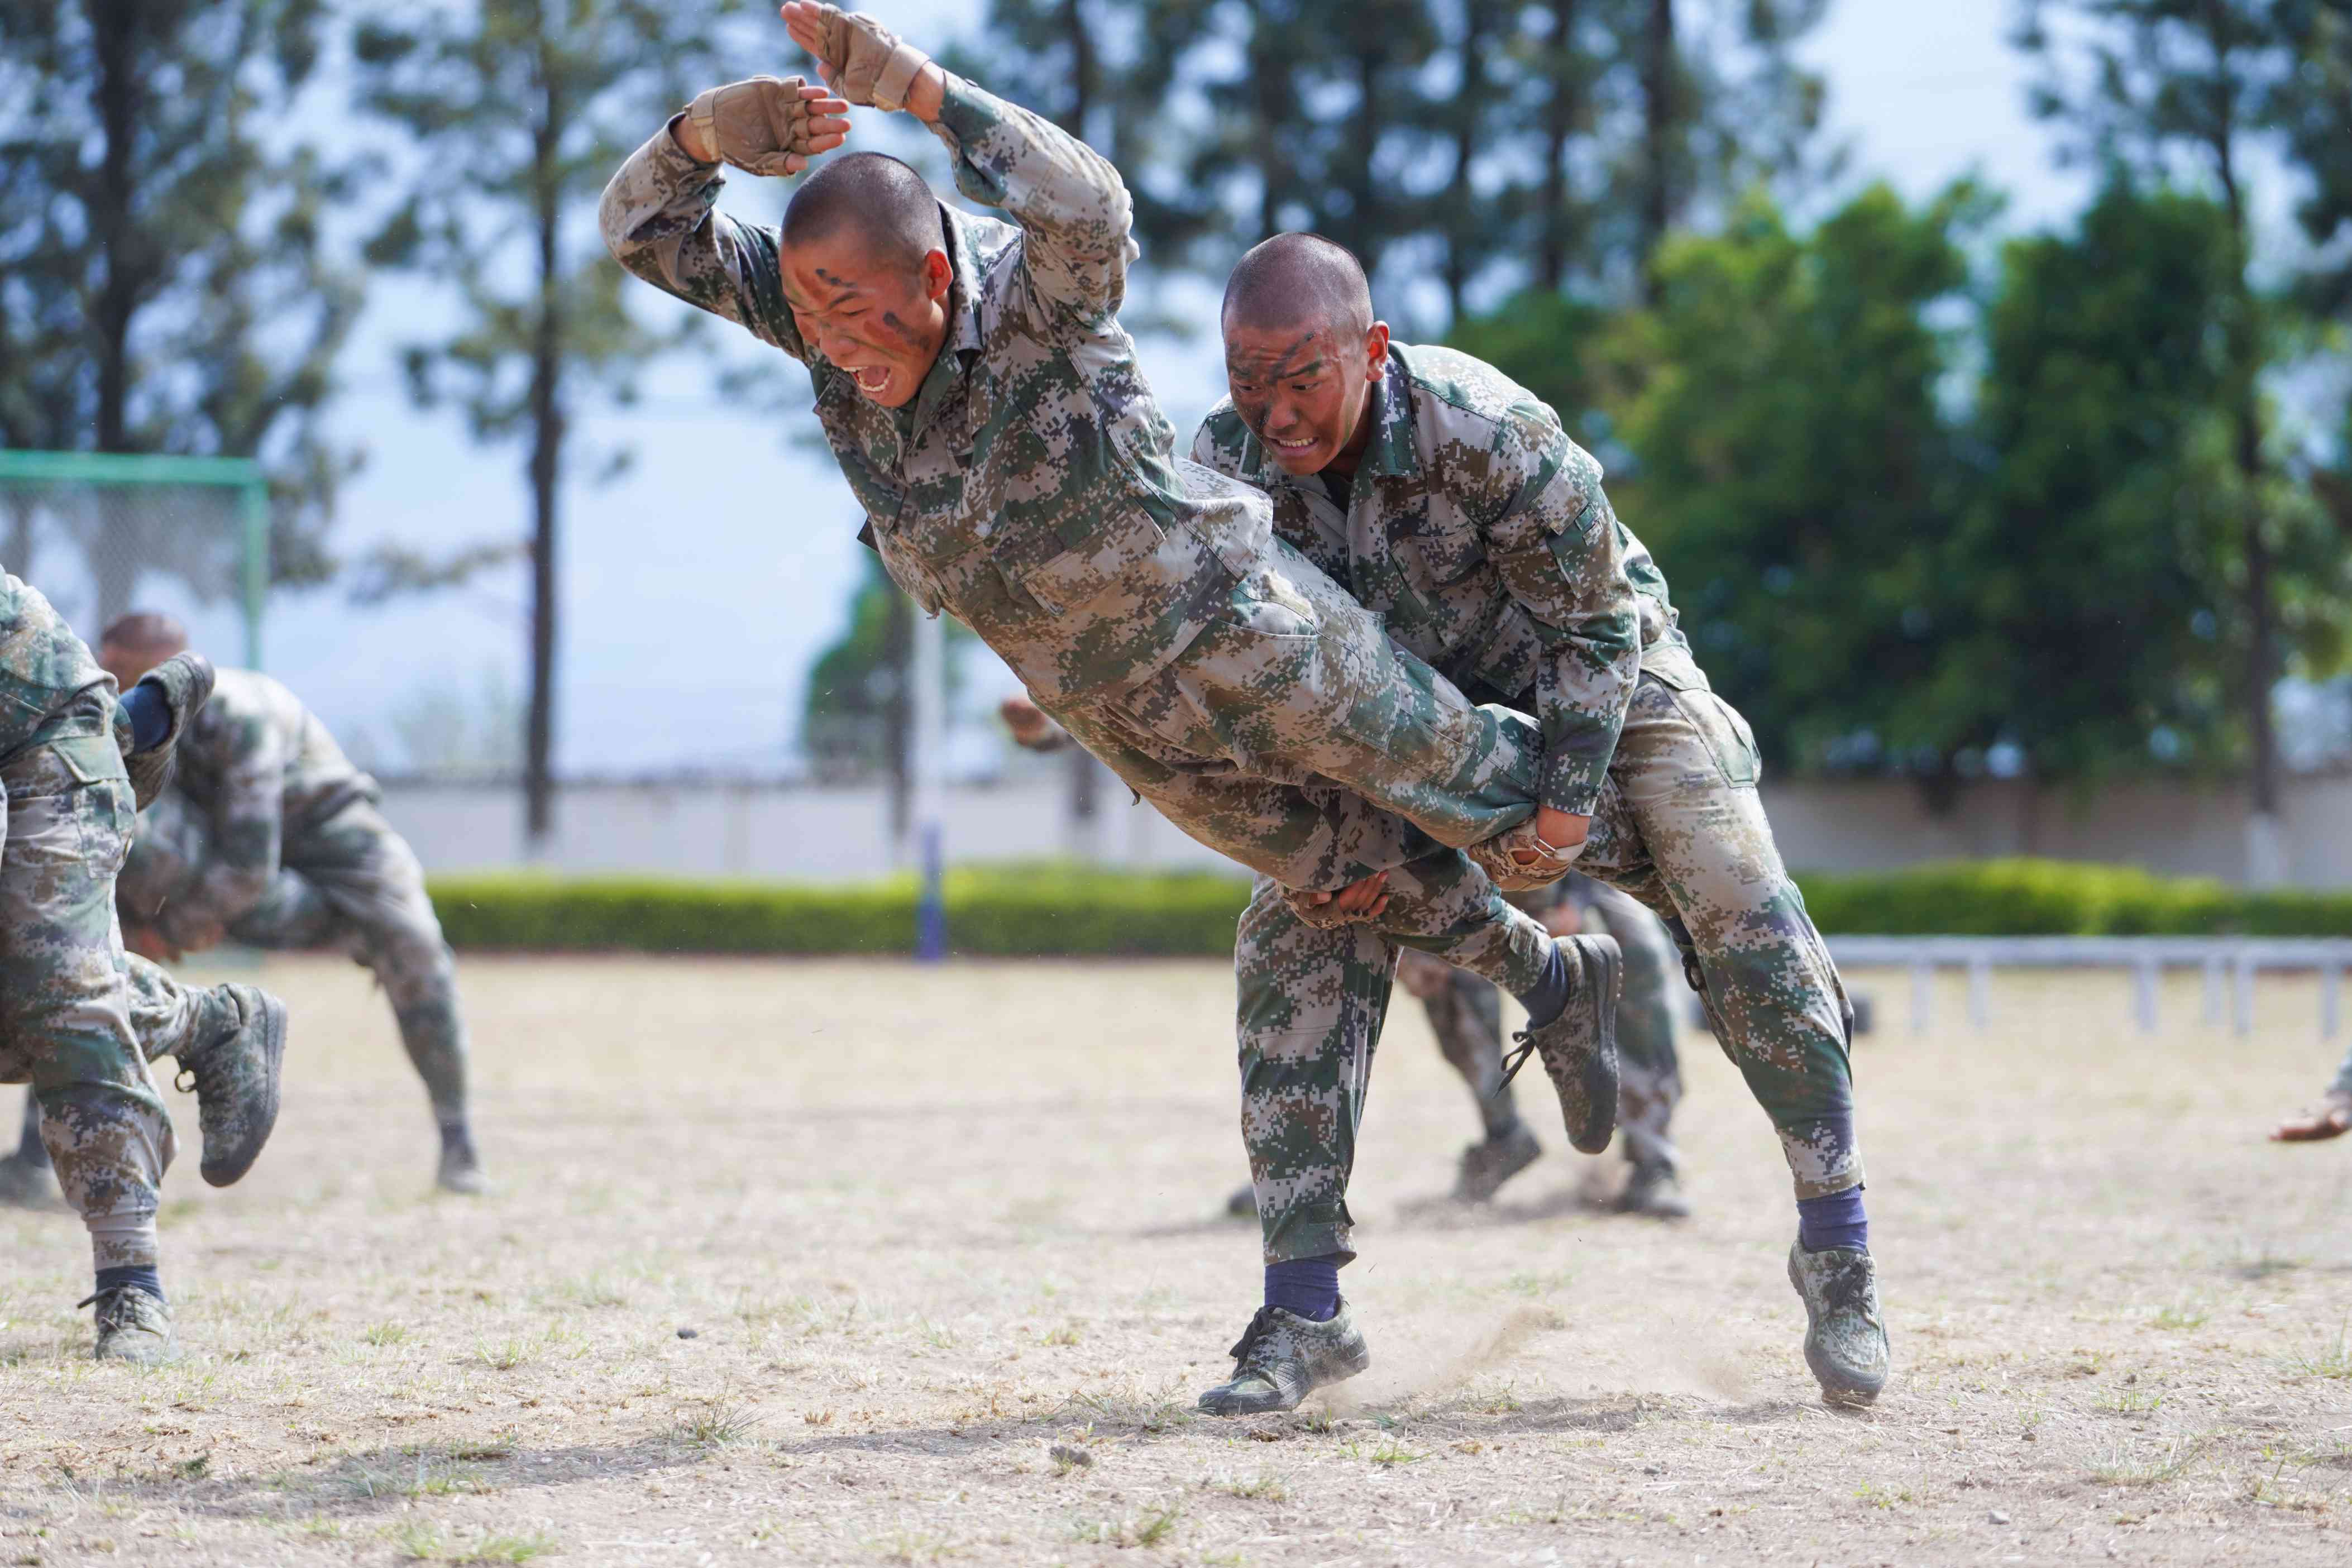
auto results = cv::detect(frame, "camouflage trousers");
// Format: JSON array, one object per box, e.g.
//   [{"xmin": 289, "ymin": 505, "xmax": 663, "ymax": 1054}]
[
  {"xmin": 138, "ymin": 795, "xmax": 470, "ymax": 1126},
  {"xmin": 1231, "ymin": 665, "xmax": 1856, "ymax": 1263},
  {"xmin": 0, "ymin": 723, "xmax": 174, "ymax": 1272},
  {"xmin": 1052, "ymin": 544, "xmax": 1553, "ymax": 998},
  {"xmin": 1399, "ymin": 877, "xmax": 1684, "ymax": 1170},
  {"xmin": 1573, "ymin": 669, "xmax": 1858, "ymax": 1199}
]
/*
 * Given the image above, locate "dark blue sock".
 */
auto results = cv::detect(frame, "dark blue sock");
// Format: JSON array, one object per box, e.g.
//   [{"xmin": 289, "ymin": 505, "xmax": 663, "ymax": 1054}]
[
  {"xmin": 1796, "ymin": 1186, "xmax": 1868, "ymax": 1254},
  {"xmin": 1264, "ymin": 1255, "xmax": 1341, "ymax": 1322},
  {"xmin": 95, "ymin": 1264, "xmax": 165, "ymax": 1303},
  {"xmin": 119, "ymin": 682, "xmax": 170, "ymax": 753},
  {"xmin": 1514, "ymin": 941, "xmax": 1572, "ymax": 1029}
]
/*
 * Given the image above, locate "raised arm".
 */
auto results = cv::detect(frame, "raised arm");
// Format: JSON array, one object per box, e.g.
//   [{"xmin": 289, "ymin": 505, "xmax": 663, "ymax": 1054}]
[
  {"xmin": 1480, "ymin": 414, "xmax": 1641, "ymax": 824},
  {"xmin": 784, "ymin": 3, "xmax": 1137, "ymax": 323},
  {"xmin": 598, "ymin": 75, "xmax": 848, "ymax": 360}
]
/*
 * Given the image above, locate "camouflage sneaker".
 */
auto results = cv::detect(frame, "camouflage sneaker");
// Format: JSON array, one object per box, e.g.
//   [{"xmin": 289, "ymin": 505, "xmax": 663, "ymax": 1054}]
[
  {"xmin": 122, "ymin": 651, "xmax": 215, "ymax": 811},
  {"xmin": 437, "ymin": 1126, "xmax": 488, "ymax": 1195},
  {"xmin": 1788, "ymin": 1242, "xmax": 1890, "ymax": 1407},
  {"xmin": 82, "ymin": 1286, "xmax": 180, "ymax": 1364},
  {"xmin": 174, "ymin": 983, "xmax": 285, "ymax": 1188},
  {"xmin": 1498, "ymin": 935, "xmax": 1622, "ymax": 1155},
  {"xmin": 1198, "ymin": 1301, "xmax": 1370, "ymax": 1416},
  {"xmin": 1615, "ymin": 1159, "xmax": 1691, "ymax": 1220},
  {"xmin": 1453, "ymin": 1121, "xmax": 1542, "ymax": 1203},
  {"xmin": 1224, "ymin": 1182, "xmax": 1256, "ymax": 1219},
  {"xmin": 0, "ymin": 1151, "xmax": 66, "ymax": 1212}
]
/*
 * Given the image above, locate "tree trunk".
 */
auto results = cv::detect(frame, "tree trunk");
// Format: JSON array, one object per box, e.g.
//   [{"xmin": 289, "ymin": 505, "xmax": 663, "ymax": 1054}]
[
  {"xmin": 1444, "ymin": 1, "xmax": 1493, "ymax": 321},
  {"xmin": 1538, "ymin": 0, "xmax": 1581, "ymax": 291},
  {"xmin": 1251, "ymin": 26, "xmax": 1288, "ymax": 240},
  {"xmin": 1638, "ymin": 0, "xmax": 1676, "ymax": 299},
  {"xmin": 524, "ymin": 55, "xmax": 565, "ymax": 849},
  {"xmin": 1059, "ymin": 0, "xmax": 1095, "ymax": 136},
  {"xmin": 89, "ymin": 2, "xmax": 143, "ymax": 628},
  {"xmin": 2203, "ymin": 30, "xmax": 2281, "ymax": 877}
]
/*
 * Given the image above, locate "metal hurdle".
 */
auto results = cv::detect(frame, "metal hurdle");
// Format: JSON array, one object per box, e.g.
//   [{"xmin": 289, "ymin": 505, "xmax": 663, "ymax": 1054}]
[{"xmin": 1823, "ymin": 936, "xmax": 2352, "ymax": 1039}]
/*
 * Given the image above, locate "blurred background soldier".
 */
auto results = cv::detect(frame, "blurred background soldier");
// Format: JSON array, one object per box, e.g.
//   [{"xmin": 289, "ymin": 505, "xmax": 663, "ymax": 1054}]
[{"xmin": 75, "ymin": 613, "xmax": 484, "ymax": 1194}]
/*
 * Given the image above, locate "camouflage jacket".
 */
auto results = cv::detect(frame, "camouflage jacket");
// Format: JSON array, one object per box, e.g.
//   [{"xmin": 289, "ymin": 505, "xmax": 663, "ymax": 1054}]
[
  {"xmin": 600, "ymin": 74, "xmax": 1270, "ymax": 707},
  {"xmin": 171, "ymin": 668, "xmax": 375, "ymax": 922},
  {"xmin": 0, "ymin": 570, "xmax": 113, "ymax": 768},
  {"xmin": 1193, "ymin": 343, "xmax": 1693, "ymax": 816}
]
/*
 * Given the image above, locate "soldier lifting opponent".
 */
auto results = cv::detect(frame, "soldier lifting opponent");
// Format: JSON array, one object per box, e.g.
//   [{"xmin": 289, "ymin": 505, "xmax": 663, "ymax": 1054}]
[
  {"xmin": 0, "ymin": 572, "xmax": 288, "ymax": 1361},
  {"xmin": 1000, "ymin": 696, "xmax": 1689, "ymax": 1216},
  {"xmin": 604, "ymin": 3, "xmax": 1638, "ymax": 1321},
  {"xmin": 1184, "ymin": 234, "xmax": 1886, "ymax": 1412}
]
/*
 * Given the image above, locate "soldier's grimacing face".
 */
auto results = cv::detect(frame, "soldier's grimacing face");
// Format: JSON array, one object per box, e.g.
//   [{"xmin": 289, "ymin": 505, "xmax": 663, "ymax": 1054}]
[
  {"xmin": 1222, "ymin": 317, "xmax": 1391, "ymax": 476},
  {"xmin": 781, "ymin": 232, "xmax": 952, "ymax": 409}
]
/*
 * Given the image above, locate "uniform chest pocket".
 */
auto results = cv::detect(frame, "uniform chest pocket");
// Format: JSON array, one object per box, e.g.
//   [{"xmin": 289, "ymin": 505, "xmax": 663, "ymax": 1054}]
[
  {"xmin": 977, "ymin": 413, "xmax": 1167, "ymax": 616},
  {"xmin": 1393, "ymin": 508, "xmax": 1486, "ymax": 587}
]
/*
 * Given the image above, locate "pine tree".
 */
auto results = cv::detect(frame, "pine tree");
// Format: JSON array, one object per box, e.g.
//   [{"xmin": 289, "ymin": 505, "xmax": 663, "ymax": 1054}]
[
  {"xmin": 353, "ymin": 0, "xmax": 740, "ymax": 845},
  {"xmin": 0, "ymin": 0, "xmax": 360, "ymax": 615}
]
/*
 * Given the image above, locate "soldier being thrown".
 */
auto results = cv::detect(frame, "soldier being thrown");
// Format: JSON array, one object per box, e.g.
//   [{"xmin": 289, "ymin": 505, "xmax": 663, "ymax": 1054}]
[
  {"xmin": 0, "ymin": 571, "xmax": 288, "ymax": 1361},
  {"xmin": 603, "ymin": 2, "xmax": 1629, "ymax": 1222},
  {"xmin": 1189, "ymin": 233, "xmax": 1887, "ymax": 1409}
]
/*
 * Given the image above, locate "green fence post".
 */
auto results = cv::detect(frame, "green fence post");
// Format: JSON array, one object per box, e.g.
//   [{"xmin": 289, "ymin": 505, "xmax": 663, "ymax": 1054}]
[{"xmin": 241, "ymin": 476, "xmax": 268, "ymax": 670}]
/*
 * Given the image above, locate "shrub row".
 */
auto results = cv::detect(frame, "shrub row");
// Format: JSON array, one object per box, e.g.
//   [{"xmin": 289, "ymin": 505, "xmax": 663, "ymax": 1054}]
[{"xmin": 425, "ymin": 857, "xmax": 2352, "ymax": 957}]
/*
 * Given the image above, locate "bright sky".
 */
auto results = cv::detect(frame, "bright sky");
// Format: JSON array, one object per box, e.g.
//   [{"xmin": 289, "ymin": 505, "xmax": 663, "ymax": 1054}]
[{"xmin": 267, "ymin": 0, "xmax": 2107, "ymax": 776}]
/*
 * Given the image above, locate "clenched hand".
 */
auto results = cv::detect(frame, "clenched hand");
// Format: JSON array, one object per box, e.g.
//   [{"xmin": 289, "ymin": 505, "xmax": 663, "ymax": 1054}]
[{"xmin": 676, "ymin": 75, "xmax": 850, "ymax": 176}]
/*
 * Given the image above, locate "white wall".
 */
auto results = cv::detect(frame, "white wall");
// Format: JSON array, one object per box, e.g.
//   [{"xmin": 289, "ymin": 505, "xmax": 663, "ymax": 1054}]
[{"xmin": 379, "ymin": 769, "xmax": 2352, "ymax": 888}]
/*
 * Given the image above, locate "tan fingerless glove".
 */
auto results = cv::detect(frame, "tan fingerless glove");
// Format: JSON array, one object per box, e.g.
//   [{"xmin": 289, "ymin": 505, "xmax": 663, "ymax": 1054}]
[
  {"xmin": 683, "ymin": 75, "xmax": 823, "ymax": 176},
  {"xmin": 806, "ymin": 5, "xmax": 931, "ymax": 112}
]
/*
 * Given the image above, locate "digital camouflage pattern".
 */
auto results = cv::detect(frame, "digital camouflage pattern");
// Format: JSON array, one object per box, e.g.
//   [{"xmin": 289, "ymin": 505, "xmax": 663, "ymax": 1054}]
[
  {"xmin": 1233, "ymin": 848, "xmax": 1568, "ymax": 1264},
  {"xmin": 133, "ymin": 675, "xmax": 471, "ymax": 1128},
  {"xmin": 1194, "ymin": 344, "xmax": 1655, "ymax": 816},
  {"xmin": 0, "ymin": 705, "xmax": 173, "ymax": 1273},
  {"xmin": 601, "ymin": 69, "xmax": 1561, "ymax": 951},
  {"xmin": 0, "ymin": 571, "xmax": 113, "ymax": 768},
  {"xmin": 1401, "ymin": 874, "xmax": 1684, "ymax": 1173},
  {"xmin": 1193, "ymin": 344, "xmax": 1861, "ymax": 1204}
]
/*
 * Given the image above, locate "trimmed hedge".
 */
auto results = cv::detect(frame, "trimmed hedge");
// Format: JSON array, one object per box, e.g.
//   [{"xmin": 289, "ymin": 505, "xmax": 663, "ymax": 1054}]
[
  {"xmin": 424, "ymin": 857, "xmax": 2352, "ymax": 957},
  {"xmin": 428, "ymin": 863, "xmax": 1252, "ymax": 957}
]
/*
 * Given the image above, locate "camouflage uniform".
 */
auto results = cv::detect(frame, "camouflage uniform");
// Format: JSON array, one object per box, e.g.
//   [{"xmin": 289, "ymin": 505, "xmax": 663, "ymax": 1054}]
[
  {"xmin": 120, "ymin": 670, "xmax": 471, "ymax": 1138},
  {"xmin": 0, "ymin": 572, "xmax": 174, "ymax": 1271},
  {"xmin": 596, "ymin": 72, "xmax": 1656, "ymax": 999},
  {"xmin": 1401, "ymin": 873, "xmax": 1683, "ymax": 1174},
  {"xmin": 1196, "ymin": 344, "xmax": 1859, "ymax": 1262}
]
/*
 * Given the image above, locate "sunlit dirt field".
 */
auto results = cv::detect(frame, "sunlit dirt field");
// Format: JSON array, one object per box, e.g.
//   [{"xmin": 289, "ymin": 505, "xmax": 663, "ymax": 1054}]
[{"xmin": 3, "ymin": 953, "xmax": 2349, "ymax": 1566}]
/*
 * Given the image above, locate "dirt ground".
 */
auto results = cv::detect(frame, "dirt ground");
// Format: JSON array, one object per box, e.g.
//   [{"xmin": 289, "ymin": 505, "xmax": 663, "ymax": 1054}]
[{"xmin": 3, "ymin": 954, "xmax": 2350, "ymax": 1567}]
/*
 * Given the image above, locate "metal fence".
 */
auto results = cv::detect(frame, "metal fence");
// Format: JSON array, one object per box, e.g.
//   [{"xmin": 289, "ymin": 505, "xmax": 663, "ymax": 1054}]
[
  {"xmin": 0, "ymin": 450, "xmax": 269, "ymax": 665},
  {"xmin": 1827, "ymin": 935, "xmax": 2352, "ymax": 1039}
]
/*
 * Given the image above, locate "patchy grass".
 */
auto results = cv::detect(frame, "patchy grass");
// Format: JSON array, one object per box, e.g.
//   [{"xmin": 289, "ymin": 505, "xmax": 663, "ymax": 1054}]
[{"xmin": 6, "ymin": 957, "xmax": 2351, "ymax": 1566}]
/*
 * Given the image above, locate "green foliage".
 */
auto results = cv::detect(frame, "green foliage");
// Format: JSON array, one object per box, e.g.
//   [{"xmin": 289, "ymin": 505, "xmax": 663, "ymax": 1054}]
[
  {"xmin": 801, "ymin": 555, "xmax": 976, "ymax": 781},
  {"xmin": 426, "ymin": 858, "xmax": 2352, "ymax": 955},
  {"xmin": 428, "ymin": 863, "xmax": 1253, "ymax": 956},
  {"xmin": 0, "ymin": 0, "xmax": 361, "ymax": 603},
  {"xmin": 1550, "ymin": 182, "xmax": 1992, "ymax": 776},
  {"xmin": 1957, "ymin": 181, "xmax": 2250, "ymax": 778}
]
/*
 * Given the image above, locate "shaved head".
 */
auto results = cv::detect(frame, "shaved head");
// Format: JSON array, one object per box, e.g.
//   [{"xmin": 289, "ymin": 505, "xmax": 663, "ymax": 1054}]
[
  {"xmin": 100, "ymin": 611, "xmax": 188, "ymax": 661},
  {"xmin": 98, "ymin": 610, "xmax": 188, "ymax": 689},
  {"xmin": 782, "ymin": 151, "xmax": 944, "ymax": 273},
  {"xmin": 1221, "ymin": 232, "xmax": 1374, "ymax": 337}
]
